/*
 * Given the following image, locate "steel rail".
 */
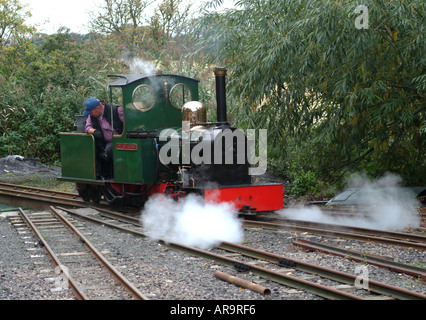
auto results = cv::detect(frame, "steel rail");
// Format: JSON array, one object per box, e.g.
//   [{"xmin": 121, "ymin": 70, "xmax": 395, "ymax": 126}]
[
  {"xmin": 93, "ymin": 206, "xmax": 141, "ymax": 225},
  {"xmin": 270, "ymin": 216, "xmax": 426, "ymax": 244},
  {"xmin": 49, "ymin": 206, "xmax": 149, "ymax": 300},
  {"xmin": 58, "ymin": 206, "xmax": 426, "ymax": 299},
  {"xmin": 218, "ymin": 241, "xmax": 426, "ymax": 300},
  {"xmin": 17, "ymin": 208, "xmax": 89, "ymax": 300},
  {"xmin": 243, "ymin": 219, "xmax": 426, "ymax": 251},
  {"xmin": 292, "ymin": 239, "xmax": 426, "ymax": 281},
  {"xmin": 0, "ymin": 182, "xmax": 79, "ymax": 197},
  {"xmin": 55, "ymin": 207, "xmax": 369, "ymax": 300},
  {"xmin": 0, "ymin": 183, "xmax": 86, "ymax": 208}
]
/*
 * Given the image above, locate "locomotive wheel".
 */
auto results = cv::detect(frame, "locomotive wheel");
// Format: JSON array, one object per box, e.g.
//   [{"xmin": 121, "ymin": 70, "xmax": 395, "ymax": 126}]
[
  {"xmin": 76, "ymin": 183, "xmax": 101, "ymax": 204},
  {"xmin": 88, "ymin": 186, "xmax": 101, "ymax": 204},
  {"xmin": 76, "ymin": 183, "xmax": 91, "ymax": 202}
]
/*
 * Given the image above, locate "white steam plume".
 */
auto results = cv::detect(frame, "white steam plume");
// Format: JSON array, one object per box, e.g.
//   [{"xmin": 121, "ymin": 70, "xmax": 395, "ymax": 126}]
[
  {"xmin": 140, "ymin": 194, "xmax": 243, "ymax": 250},
  {"xmin": 122, "ymin": 49, "xmax": 157, "ymax": 75},
  {"xmin": 127, "ymin": 57, "xmax": 157, "ymax": 75},
  {"xmin": 278, "ymin": 173, "xmax": 421, "ymax": 231}
]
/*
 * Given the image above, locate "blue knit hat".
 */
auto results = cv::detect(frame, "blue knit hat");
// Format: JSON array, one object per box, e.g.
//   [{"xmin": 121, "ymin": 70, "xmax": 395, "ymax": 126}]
[{"xmin": 83, "ymin": 98, "xmax": 100, "ymax": 116}]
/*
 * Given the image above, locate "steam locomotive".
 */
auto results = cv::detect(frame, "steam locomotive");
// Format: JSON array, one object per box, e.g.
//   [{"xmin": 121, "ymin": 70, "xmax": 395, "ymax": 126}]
[{"xmin": 59, "ymin": 68, "xmax": 283, "ymax": 212}]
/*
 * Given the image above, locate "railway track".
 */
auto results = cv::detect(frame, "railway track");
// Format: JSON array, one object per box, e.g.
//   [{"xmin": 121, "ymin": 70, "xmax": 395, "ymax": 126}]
[
  {"xmin": 1, "ymin": 182, "xmax": 425, "ymax": 300},
  {"xmin": 0, "ymin": 182, "xmax": 86, "ymax": 209},
  {"xmin": 0, "ymin": 181, "xmax": 138, "ymax": 213},
  {"xmin": 11, "ymin": 206, "xmax": 148, "ymax": 300},
  {"xmin": 56, "ymin": 206, "xmax": 426, "ymax": 300},
  {"xmin": 2, "ymin": 181, "xmax": 423, "ymax": 248},
  {"xmin": 244, "ymin": 215, "xmax": 426, "ymax": 251},
  {"xmin": 292, "ymin": 239, "xmax": 426, "ymax": 281},
  {"xmin": 281, "ymin": 204, "xmax": 426, "ymax": 228}
]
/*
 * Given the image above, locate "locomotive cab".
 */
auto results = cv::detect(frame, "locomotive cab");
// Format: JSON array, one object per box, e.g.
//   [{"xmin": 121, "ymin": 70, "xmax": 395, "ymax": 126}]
[
  {"xmin": 106, "ymin": 73, "xmax": 199, "ymax": 185},
  {"xmin": 59, "ymin": 73, "xmax": 199, "ymax": 204}
]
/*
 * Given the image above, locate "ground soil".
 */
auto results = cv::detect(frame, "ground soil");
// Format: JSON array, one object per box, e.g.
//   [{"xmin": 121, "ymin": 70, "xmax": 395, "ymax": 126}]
[{"xmin": 0, "ymin": 155, "xmax": 75, "ymax": 192}]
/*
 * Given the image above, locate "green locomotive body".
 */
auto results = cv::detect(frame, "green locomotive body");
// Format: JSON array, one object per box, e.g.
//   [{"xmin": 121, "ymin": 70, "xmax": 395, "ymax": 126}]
[
  {"xmin": 60, "ymin": 73, "xmax": 199, "ymax": 186},
  {"xmin": 59, "ymin": 70, "xmax": 283, "ymax": 211}
]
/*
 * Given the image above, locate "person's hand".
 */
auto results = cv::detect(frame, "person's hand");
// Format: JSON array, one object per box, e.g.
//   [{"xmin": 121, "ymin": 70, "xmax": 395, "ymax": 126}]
[{"xmin": 93, "ymin": 129, "xmax": 103, "ymax": 139}]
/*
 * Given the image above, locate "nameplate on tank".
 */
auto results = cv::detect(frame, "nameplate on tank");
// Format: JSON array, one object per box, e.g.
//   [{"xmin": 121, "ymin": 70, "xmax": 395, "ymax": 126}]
[{"xmin": 116, "ymin": 143, "xmax": 138, "ymax": 151}]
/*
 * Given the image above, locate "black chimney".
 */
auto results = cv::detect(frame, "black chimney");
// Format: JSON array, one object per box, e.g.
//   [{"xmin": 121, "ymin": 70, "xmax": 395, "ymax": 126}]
[{"xmin": 214, "ymin": 68, "xmax": 228, "ymax": 124}]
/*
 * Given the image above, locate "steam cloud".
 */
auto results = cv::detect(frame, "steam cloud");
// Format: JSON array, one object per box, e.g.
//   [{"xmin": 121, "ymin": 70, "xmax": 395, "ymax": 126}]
[
  {"xmin": 278, "ymin": 173, "xmax": 421, "ymax": 231},
  {"xmin": 127, "ymin": 57, "xmax": 157, "ymax": 75},
  {"xmin": 122, "ymin": 49, "xmax": 157, "ymax": 75},
  {"xmin": 140, "ymin": 194, "xmax": 243, "ymax": 250}
]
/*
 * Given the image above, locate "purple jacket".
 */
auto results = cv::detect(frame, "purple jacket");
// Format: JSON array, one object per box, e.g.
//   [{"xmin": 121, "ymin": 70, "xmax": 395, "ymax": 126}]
[{"xmin": 85, "ymin": 107, "xmax": 124, "ymax": 142}]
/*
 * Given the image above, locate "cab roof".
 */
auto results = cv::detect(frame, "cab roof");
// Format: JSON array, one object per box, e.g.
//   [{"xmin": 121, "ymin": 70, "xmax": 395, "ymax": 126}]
[{"xmin": 107, "ymin": 74, "xmax": 200, "ymax": 87}]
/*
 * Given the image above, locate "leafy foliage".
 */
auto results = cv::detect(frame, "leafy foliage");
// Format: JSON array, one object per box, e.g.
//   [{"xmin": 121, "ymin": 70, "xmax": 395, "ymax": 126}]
[
  {"xmin": 0, "ymin": 0, "xmax": 424, "ymax": 194},
  {"xmin": 0, "ymin": 0, "xmax": 209, "ymax": 164},
  {"xmin": 196, "ymin": 0, "xmax": 425, "ymax": 186},
  {"xmin": 0, "ymin": 0, "xmax": 34, "ymax": 46}
]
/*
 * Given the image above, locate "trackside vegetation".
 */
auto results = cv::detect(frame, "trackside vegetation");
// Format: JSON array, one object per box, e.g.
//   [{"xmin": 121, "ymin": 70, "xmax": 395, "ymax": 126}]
[{"xmin": 0, "ymin": 0, "xmax": 424, "ymax": 199}]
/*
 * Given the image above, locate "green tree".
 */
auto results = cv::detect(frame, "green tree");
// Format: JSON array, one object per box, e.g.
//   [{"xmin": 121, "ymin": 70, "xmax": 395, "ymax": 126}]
[
  {"xmin": 196, "ymin": 0, "xmax": 425, "ymax": 185},
  {"xmin": 90, "ymin": 0, "xmax": 151, "ymax": 56},
  {"xmin": 150, "ymin": 0, "xmax": 192, "ymax": 40},
  {"xmin": 24, "ymin": 28, "xmax": 83, "ymax": 94},
  {"xmin": 0, "ymin": 0, "xmax": 34, "ymax": 47},
  {"xmin": 147, "ymin": 0, "xmax": 196, "ymax": 64},
  {"xmin": 0, "ymin": 0, "xmax": 35, "ymax": 149}
]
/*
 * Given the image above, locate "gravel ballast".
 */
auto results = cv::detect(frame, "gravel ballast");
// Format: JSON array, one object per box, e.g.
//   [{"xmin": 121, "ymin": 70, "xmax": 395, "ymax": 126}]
[
  {"xmin": 1, "ymin": 209, "xmax": 424, "ymax": 301},
  {"xmin": 0, "ymin": 156, "xmax": 424, "ymax": 304}
]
